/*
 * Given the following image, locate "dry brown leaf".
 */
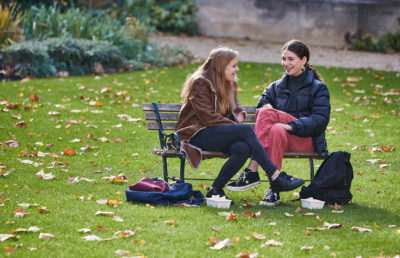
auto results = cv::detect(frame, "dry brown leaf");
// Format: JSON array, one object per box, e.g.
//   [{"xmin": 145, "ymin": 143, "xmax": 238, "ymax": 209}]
[{"xmin": 62, "ymin": 147, "xmax": 76, "ymax": 156}]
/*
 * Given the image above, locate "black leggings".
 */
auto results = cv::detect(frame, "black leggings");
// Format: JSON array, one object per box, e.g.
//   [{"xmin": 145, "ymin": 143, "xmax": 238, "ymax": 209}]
[{"xmin": 189, "ymin": 124, "xmax": 277, "ymax": 188}]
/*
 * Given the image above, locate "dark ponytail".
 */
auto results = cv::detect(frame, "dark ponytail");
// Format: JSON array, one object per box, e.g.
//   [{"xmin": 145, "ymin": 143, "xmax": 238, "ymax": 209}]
[{"xmin": 282, "ymin": 39, "xmax": 323, "ymax": 82}]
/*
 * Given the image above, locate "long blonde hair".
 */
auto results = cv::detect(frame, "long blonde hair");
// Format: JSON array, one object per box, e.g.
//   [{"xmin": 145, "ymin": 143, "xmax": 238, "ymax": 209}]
[{"xmin": 181, "ymin": 47, "xmax": 238, "ymax": 115}]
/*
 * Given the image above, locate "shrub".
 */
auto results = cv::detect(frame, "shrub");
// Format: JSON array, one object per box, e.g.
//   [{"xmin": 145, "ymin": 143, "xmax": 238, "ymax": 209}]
[
  {"xmin": 345, "ymin": 18, "xmax": 400, "ymax": 53},
  {"xmin": 1, "ymin": 38, "xmax": 126, "ymax": 78},
  {"xmin": 0, "ymin": 2, "xmax": 23, "ymax": 47},
  {"xmin": 110, "ymin": 0, "xmax": 198, "ymax": 35}
]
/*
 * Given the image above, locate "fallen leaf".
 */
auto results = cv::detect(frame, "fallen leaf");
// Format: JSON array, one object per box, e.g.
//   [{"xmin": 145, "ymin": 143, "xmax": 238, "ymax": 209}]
[
  {"xmin": 0, "ymin": 234, "xmax": 19, "ymax": 241},
  {"xmin": 251, "ymin": 232, "xmax": 266, "ymax": 240},
  {"xmin": 351, "ymin": 227, "xmax": 372, "ymax": 233},
  {"xmin": 285, "ymin": 212, "xmax": 294, "ymax": 217},
  {"xmin": 35, "ymin": 169, "xmax": 56, "ymax": 180},
  {"xmin": 14, "ymin": 209, "xmax": 31, "ymax": 217},
  {"xmin": 82, "ymin": 234, "xmax": 115, "ymax": 241},
  {"xmin": 115, "ymin": 250, "xmax": 130, "ymax": 256},
  {"xmin": 77, "ymin": 228, "xmax": 91, "ymax": 233},
  {"xmin": 14, "ymin": 121, "xmax": 28, "ymax": 128},
  {"xmin": 164, "ymin": 219, "xmax": 175, "ymax": 227},
  {"xmin": 95, "ymin": 211, "xmax": 115, "ymax": 216},
  {"xmin": 324, "ymin": 222, "xmax": 342, "ymax": 229},
  {"xmin": 261, "ymin": 239, "xmax": 283, "ymax": 247},
  {"xmin": 39, "ymin": 233, "xmax": 55, "ymax": 239},
  {"xmin": 210, "ymin": 238, "xmax": 233, "ymax": 250},
  {"xmin": 217, "ymin": 211, "xmax": 238, "ymax": 220},
  {"xmin": 301, "ymin": 246, "xmax": 314, "ymax": 250},
  {"xmin": 235, "ymin": 250, "xmax": 258, "ymax": 258},
  {"xmin": 62, "ymin": 147, "xmax": 75, "ymax": 156},
  {"xmin": 115, "ymin": 230, "xmax": 135, "ymax": 238}
]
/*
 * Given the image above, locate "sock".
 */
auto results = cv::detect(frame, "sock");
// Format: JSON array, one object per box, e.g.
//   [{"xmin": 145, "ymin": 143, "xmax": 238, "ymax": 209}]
[{"xmin": 245, "ymin": 168, "xmax": 258, "ymax": 173}]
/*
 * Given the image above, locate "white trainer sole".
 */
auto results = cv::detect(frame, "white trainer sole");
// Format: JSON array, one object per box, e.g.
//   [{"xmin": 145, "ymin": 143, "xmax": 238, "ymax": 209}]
[{"xmin": 259, "ymin": 199, "xmax": 281, "ymax": 206}]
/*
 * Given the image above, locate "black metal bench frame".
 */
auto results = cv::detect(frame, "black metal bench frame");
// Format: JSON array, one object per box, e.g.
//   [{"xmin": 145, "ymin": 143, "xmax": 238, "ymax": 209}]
[{"xmin": 143, "ymin": 102, "xmax": 328, "ymax": 182}]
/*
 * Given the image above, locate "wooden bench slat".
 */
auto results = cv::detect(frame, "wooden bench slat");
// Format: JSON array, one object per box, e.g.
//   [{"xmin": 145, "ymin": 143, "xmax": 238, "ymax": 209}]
[
  {"xmin": 147, "ymin": 122, "xmax": 256, "ymax": 130},
  {"xmin": 145, "ymin": 112, "xmax": 256, "ymax": 123},
  {"xmin": 145, "ymin": 112, "xmax": 179, "ymax": 121},
  {"xmin": 143, "ymin": 103, "xmax": 257, "ymax": 114},
  {"xmin": 153, "ymin": 149, "xmax": 323, "ymax": 159},
  {"xmin": 147, "ymin": 122, "xmax": 177, "ymax": 130}
]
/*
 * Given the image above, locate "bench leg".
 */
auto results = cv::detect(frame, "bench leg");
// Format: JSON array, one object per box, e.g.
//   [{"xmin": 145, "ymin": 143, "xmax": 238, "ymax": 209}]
[
  {"xmin": 162, "ymin": 156, "xmax": 168, "ymax": 181},
  {"xmin": 309, "ymin": 158, "xmax": 314, "ymax": 180},
  {"xmin": 179, "ymin": 154, "xmax": 186, "ymax": 182}
]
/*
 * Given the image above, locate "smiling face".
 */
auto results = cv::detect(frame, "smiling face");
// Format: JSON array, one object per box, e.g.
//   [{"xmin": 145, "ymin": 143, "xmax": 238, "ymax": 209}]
[
  {"xmin": 281, "ymin": 50, "xmax": 307, "ymax": 76},
  {"xmin": 224, "ymin": 57, "xmax": 239, "ymax": 83}
]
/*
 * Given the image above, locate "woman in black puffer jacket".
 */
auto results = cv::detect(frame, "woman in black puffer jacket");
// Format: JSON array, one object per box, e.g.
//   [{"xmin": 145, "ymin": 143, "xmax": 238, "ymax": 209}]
[{"xmin": 226, "ymin": 40, "xmax": 331, "ymax": 206}]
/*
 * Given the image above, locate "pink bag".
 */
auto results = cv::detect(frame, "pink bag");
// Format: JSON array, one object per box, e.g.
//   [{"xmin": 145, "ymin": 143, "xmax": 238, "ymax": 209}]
[{"xmin": 129, "ymin": 177, "xmax": 169, "ymax": 193}]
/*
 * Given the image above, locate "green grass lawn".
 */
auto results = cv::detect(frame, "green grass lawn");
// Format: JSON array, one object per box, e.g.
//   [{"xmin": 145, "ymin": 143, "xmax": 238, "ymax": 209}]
[{"xmin": 0, "ymin": 63, "xmax": 399, "ymax": 257}]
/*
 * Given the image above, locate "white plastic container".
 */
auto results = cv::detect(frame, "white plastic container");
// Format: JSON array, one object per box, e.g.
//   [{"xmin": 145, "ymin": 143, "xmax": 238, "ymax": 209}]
[
  {"xmin": 301, "ymin": 197, "xmax": 325, "ymax": 209},
  {"xmin": 206, "ymin": 196, "xmax": 232, "ymax": 209}
]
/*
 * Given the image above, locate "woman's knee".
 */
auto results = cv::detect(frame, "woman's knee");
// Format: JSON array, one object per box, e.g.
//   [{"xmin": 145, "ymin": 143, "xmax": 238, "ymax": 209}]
[{"xmin": 230, "ymin": 141, "xmax": 250, "ymax": 157}]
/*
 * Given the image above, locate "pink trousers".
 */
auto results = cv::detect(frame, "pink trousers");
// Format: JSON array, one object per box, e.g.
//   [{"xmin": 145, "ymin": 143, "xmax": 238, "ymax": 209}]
[{"xmin": 254, "ymin": 108, "xmax": 314, "ymax": 170}]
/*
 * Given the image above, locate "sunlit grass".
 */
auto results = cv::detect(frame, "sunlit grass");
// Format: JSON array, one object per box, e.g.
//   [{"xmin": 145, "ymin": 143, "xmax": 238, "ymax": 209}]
[{"xmin": 0, "ymin": 64, "xmax": 399, "ymax": 257}]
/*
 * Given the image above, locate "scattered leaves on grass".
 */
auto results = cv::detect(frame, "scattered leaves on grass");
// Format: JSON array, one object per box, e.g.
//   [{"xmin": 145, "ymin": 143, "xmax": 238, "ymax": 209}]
[
  {"xmin": 210, "ymin": 238, "xmax": 233, "ymax": 250},
  {"xmin": 261, "ymin": 239, "xmax": 283, "ymax": 247},
  {"xmin": 351, "ymin": 227, "xmax": 372, "ymax": 233},
  {"xmin": 11, "ymin": 226, "xmax": 41, "ymax": 233}
]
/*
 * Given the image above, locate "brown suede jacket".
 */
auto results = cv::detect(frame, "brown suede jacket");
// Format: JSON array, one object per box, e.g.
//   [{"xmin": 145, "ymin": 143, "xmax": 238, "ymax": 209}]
[{"xmin": 176, "ymin": 77, "xmax": 246, "ymax": 169}]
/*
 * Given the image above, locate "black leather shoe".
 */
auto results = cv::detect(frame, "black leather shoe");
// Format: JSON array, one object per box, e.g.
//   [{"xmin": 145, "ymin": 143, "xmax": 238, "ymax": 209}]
[{"xmin": 270, "ymin": 172, "xmax": 305, "ymax": 192}]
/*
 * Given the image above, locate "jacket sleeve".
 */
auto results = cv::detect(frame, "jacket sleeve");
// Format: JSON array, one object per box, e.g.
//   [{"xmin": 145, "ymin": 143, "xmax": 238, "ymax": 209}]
[
  {"xmin": 233, "ymin": 86, "xmax": 247, "ymax": 119},
  {"xmin": 188, "ymin": 79, "xmax": 236, "ymax": 127},
  {"xmin": 257, "ymin": 83, "xmax": 276, "ymax": 109},
  {"xmin": 288, "ymin": 82, "xmax": 330, "ymax": 137}
]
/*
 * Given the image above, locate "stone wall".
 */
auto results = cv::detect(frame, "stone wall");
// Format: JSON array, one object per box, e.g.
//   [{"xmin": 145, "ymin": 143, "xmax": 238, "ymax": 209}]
[{"xmin": 195, "ymin": 0, "xmax": 400, "ymax": 47}]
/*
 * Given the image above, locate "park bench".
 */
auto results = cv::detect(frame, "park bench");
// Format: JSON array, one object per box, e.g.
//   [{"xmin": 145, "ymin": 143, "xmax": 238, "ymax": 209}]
[{"xmin": 143, "ymin": 102, "xmax": 328, "ymax": 182}]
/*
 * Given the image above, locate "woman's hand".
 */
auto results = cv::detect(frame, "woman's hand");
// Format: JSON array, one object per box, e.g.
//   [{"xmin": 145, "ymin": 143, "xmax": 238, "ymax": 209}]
[
  {"xmin": 261, "ymin": 103, "xmax": 273, "ymax": 109},
  {"xmin": 274, "ymin": 122, "xmax": 292, "ymax": 131},
  {"xmin": 237, "ymin": 113, "xmax": 245, "ymax": 123}
]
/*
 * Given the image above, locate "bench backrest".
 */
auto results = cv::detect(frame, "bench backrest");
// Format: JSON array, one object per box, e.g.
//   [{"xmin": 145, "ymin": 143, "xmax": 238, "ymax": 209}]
[{"xmin": 143, "ymin": 103, "xmax": 257, "ymax": 131}]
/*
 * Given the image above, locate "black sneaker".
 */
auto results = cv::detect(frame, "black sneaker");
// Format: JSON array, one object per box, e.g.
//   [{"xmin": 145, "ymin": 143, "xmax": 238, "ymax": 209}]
[
  {"xmin": 226, "ymin": 169, "xmax": 261, "ymax": 192},
  {"xmin": 259, "ymin": 188, "xmax": 280, "ymax": 206},
  {"xmin": 206, "ymin": 187, "xmax": 233, "ymax": 200},
  {"xmin": 270, "ymin": 171, "xmax": 305, "ymax": 192}
]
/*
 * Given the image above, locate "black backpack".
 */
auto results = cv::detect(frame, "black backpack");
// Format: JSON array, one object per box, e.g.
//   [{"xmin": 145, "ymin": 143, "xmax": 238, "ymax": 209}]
[{"xmin": 299, "ymin": 151, "xmax": 354, "ymax": 205}]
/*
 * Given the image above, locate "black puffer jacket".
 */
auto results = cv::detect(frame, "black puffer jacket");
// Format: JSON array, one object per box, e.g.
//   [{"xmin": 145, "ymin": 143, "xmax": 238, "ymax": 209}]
[{"xmin": 257, "ymin": 68, "xmax": 330, "ymax": 156}]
